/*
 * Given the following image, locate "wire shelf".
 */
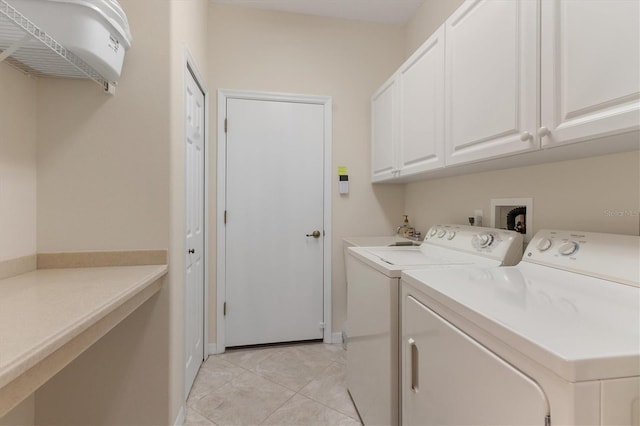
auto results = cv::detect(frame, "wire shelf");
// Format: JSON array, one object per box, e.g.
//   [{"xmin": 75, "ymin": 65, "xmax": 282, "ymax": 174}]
[{"xmin": 0, "ymin": 0, "xmax": 114, "ymax": 92}]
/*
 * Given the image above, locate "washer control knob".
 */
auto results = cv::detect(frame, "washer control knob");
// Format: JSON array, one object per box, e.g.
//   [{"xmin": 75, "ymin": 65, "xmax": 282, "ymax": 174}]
[
  {"xmin": 536, "ymin": 238, "xmax": 552, "ymax": 252},
  {"xmin": 473, "ymin": 233, "xmax": 495, "ymax": 248},
  {"xmin": 429, "ymin": 227, "xmax": 438, "ymax": 237},
  {"xmin": 446, "ymin": 231, "xmax": 456, "ymax": 240},
  {"xmin": 558, "ymin": 241, "xmax": 578, "ymax": 256},
  {"xmin": 437, "ymin": 230, "xmax": 447, "ymax": 238}
]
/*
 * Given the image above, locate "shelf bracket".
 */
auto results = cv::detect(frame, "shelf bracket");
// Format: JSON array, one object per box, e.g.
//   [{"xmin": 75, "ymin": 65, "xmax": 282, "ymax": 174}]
[
  {"xmin": 0, "ymin": 34, "xmax": 31, "ymax": 63},
  {"xmin": 103, "ymin": 81, "xmax": 116, "ymax": 95}
]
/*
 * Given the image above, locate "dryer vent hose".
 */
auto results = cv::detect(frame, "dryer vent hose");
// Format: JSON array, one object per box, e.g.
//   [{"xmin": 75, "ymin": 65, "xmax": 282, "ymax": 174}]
[{"xmin": 506, "ymin": 206, "xmax": 526, "ymax": 234}]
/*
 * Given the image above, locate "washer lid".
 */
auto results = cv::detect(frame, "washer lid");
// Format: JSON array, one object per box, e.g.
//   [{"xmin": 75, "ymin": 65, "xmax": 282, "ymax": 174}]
[
  {"xmin": 402, "ymin": 262, "xmax": 640, "ymax": 382},
  {"xmin": 349, "ymin": 245, "xmax": 500, "ymax": 277}
]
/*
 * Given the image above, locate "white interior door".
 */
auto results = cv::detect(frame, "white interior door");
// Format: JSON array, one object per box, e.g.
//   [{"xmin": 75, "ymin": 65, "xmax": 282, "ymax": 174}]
[
  {"xmin": 184, "ymin": 68, "xmax": 205, "ymax": 397},
  {"xmin": 224, "ymin": 97, "xmax": 325, "ymax": 347}
]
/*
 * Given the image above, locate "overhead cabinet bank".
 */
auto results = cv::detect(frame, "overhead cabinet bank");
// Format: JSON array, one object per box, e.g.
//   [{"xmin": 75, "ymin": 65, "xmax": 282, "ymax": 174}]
[{"xmin": 371, "ymin": 0, "xmax": 640, "ymax": 183}]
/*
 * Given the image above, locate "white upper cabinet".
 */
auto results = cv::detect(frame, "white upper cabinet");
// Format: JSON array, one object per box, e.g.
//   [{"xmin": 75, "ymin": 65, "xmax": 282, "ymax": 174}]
[
  {"xmin": 540, "ymin": 0, "xmax": 640, "ymax": 148},
  {"xmin": 398, "ymin": 25, "xmax": 446, "ymax": 175},
  {"xmin": 444, "ymin": 0, "xmax": 538, "ymax": 166},
  {"xmin": 370, "ymin": 0, "xmax": 639, "ymax": 183},
  {"xmin": 371, "ymin": 76, "xmax": 398, "ymax": 182}
]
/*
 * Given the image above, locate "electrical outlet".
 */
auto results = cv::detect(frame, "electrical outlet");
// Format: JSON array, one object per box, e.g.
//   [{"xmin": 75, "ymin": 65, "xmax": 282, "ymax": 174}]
[{"xmin": 474, "ymin": 209, "xmax": 483, "ymax": 227}]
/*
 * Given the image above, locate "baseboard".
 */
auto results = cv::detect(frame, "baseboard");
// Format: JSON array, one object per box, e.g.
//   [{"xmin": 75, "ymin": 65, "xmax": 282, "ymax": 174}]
[
  {"xmin": 209, "ymin": 336, "xmax": 342, "ymax": 353},
  {"xmin": 208, "ymin": 343, "xmax": 220, "ymax": 355},
  {"xmin": 173, "ymin": 405, "xmax": 185, "ymax": 426}
]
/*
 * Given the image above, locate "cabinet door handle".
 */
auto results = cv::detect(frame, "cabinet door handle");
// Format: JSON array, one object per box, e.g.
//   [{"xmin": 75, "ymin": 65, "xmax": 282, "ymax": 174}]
[
  {"xmin": 409, "ymin": 338, "xmax": 419, "ymax": 392},
  {"xmin": 537, "ymin": 127, "xmax": 550, "ymax": 138},
  {"xmin": 520, "ymin": 131, "xmax": 532, "ymax": 141}
]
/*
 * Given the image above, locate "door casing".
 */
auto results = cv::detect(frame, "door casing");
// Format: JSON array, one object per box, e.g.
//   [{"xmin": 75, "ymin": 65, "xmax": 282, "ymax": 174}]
[{"xmin": 215, "ymin": 89, "xmax": 333, "ymax": 353}]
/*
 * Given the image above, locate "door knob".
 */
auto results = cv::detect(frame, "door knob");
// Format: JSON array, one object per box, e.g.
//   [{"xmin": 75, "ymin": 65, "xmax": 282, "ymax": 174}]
[
  {"xmin": 188, "ymin": 248, "xmax": 195, "ymax": 254},
  {"xmin": 306, "ymin": 230, "xmax": 321, "ymax": 238}
]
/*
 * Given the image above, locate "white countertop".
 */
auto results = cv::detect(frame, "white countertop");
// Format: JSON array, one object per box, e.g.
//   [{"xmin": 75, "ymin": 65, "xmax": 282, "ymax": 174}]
[{"xmin": 0, "ymin": 265, "xmax": 167, "ymax": 416}]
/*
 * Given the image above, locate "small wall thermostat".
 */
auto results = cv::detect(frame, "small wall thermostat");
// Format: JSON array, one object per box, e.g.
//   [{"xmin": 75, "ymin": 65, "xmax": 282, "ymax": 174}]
[
  {"xmin": 339, "ymin": 174, "xmax": 349, "ymax": 194},
  {"xmin": 338, "ymin": 166, "xmax": 349, "ymax": 195}
]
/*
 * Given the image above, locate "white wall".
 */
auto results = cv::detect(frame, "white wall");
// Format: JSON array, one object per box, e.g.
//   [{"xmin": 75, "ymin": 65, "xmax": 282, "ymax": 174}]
[
  {"xmin": 0, "ymin": 63, "xmax": 37, "ymax": 262},
  {"xmin": 206, "ymin": 4, "xmax": 407, "ymax": 341}
]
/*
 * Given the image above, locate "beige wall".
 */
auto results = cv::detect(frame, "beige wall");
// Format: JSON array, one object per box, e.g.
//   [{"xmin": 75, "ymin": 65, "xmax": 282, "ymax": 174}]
[
  {"xmin": 0, "ymin": 64, "xmax": 37, "ymax": 262},
  {"xmin": 35, "ymin": 2, "xmax": 171, "ymax": 253},
  {"xmin": 403, "ymin": 1, "xmax": 640, "ymax": 239},
  {"xmin": 32, "ymin": 0, "xmax": 174, "ymax": 424},
  {"xmin": 207, "ymin": 4, "xmax": 407, "ymax": 340},
  {"xmin": 0, "ymin": 396, "xmax": 34, "ymax": 426},
  {"xmin": 405, "ymin": 151, "xmax": 640, "ymax": 237},
  {"xmin": 169, "ymin": 0, "xmax": 209, "ymax": 421},
  {"xmin": 404, "ymin": 0, "xmax": 464, "ymax": 57}
]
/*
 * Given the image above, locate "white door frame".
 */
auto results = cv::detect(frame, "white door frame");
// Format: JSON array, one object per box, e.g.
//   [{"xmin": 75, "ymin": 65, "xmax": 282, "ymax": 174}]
[
  {"xmin": 216, "ymin": 89, "xmax": 333, "ymax": 353},
  {"xmin": 183, "ymin": 49, "xmax": 209, "ymax": 395}
]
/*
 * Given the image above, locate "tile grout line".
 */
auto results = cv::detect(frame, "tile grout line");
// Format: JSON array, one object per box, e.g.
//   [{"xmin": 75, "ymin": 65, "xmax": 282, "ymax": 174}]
[
  {"xmin": 298, "ymin": 360, "xmax": 361, "ymax": 422},
  {"xmin": 257, "ymin": 388, "xmax": 299, "ymax": 425},
  {"xmin": 187, "ymin": 359, "xmax": 254, "ymax": 421}
]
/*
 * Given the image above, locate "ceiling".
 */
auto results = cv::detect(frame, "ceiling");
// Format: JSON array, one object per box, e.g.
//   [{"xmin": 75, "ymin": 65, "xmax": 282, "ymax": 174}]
[{"xmin": 209, "ymin": 0, "xmax": 426, "ymax": 25}]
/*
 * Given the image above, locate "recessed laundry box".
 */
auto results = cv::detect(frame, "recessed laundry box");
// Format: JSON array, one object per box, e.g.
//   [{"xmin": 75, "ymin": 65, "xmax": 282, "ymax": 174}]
[{"xmin": 8, "ymin": 0, "xmax": 132, "ymax": 81}]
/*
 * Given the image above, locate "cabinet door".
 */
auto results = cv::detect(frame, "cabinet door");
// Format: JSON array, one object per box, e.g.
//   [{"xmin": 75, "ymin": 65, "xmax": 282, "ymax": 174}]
[
  {"xmin": 540, "ymin": 0, "xmax": 640, "ymax": 148},
  {"xmin": 402, "ymin": 294, "xmax": 549, "ymax": 425},
  {"xmin": 445, "ymin": 0, "xmax": 538, "ymax": 166},
  {"xmin": 398, "ymin": 25, "xmax": 445, "ymax": 176},
  {"xmin": 371, "ymin": 76, "xmax": 398, "ymax": 182}
]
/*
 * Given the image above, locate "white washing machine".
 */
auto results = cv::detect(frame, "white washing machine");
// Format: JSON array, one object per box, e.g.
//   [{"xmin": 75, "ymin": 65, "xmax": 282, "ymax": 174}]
[
  {"xmin": 401, "ymin": 229, "xmax": 640, "ymax": 426},
  {"xmin": 345, "ymin": 225, "xmax": 523, "ymax": 425}
]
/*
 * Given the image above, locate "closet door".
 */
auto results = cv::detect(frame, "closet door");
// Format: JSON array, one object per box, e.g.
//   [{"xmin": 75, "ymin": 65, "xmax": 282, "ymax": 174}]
[
  {"xmin": 444, "ymin": 0, "xmax": 538, "ymax": 166},
  {"xmin": 540, "ymin": 0, "xmax": 640, "ymax": 148}
]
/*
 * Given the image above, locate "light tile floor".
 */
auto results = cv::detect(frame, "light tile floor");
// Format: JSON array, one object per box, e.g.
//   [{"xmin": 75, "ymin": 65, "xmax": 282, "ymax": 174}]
[{"xmin": 185, "ymin": 342, "xmax": 362, "ymax": 426}]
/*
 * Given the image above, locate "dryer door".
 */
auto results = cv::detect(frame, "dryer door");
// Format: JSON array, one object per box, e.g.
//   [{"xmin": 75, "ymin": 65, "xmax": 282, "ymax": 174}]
[{"xmin": 402, "ymin": 295, "xmax": 550, "ymax": 425}]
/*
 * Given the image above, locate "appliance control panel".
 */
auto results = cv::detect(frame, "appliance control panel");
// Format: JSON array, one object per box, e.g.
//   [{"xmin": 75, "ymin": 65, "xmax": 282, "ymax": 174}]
[
  {"xmin": 524, "ymin": 230, "xmax": 640, "ymax": 287},
  {"xmin": 424, "ymin": 225, "xmax": 523, "ymax": 266}
]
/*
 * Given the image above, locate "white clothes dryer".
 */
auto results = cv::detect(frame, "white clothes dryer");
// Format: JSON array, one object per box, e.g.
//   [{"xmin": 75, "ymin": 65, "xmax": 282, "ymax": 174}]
[
  {"xmin": 345, "ymin": 225, "xmax": 523, "ymax": 425},
  {"xmin": 401, "ymin": 229, "xmax": 640, "ymax": 426}
]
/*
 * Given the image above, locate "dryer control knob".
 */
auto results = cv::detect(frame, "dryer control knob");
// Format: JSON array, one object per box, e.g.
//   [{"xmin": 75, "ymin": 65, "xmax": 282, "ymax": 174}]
[
  {"xmin": 429, "ymin": 227, "xmax": 438, "ymax": 237},
  {"xmin": 446, "ymin": 231, "xmax": 456, "ymax": 240},
  {"xmin": 437, "ymin": 230, "xmax": 447, "ymax": 238},
  {"xmin": 558, "ymin": 241, "xmax": 578, "ymax": 256},
  {"xmin": 473, "ymin": 233, "xmax": 494, "ymax": 248},
  {"xmin": 536, "ymin": 238, "xmax": 552, "ymax": 252}
]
